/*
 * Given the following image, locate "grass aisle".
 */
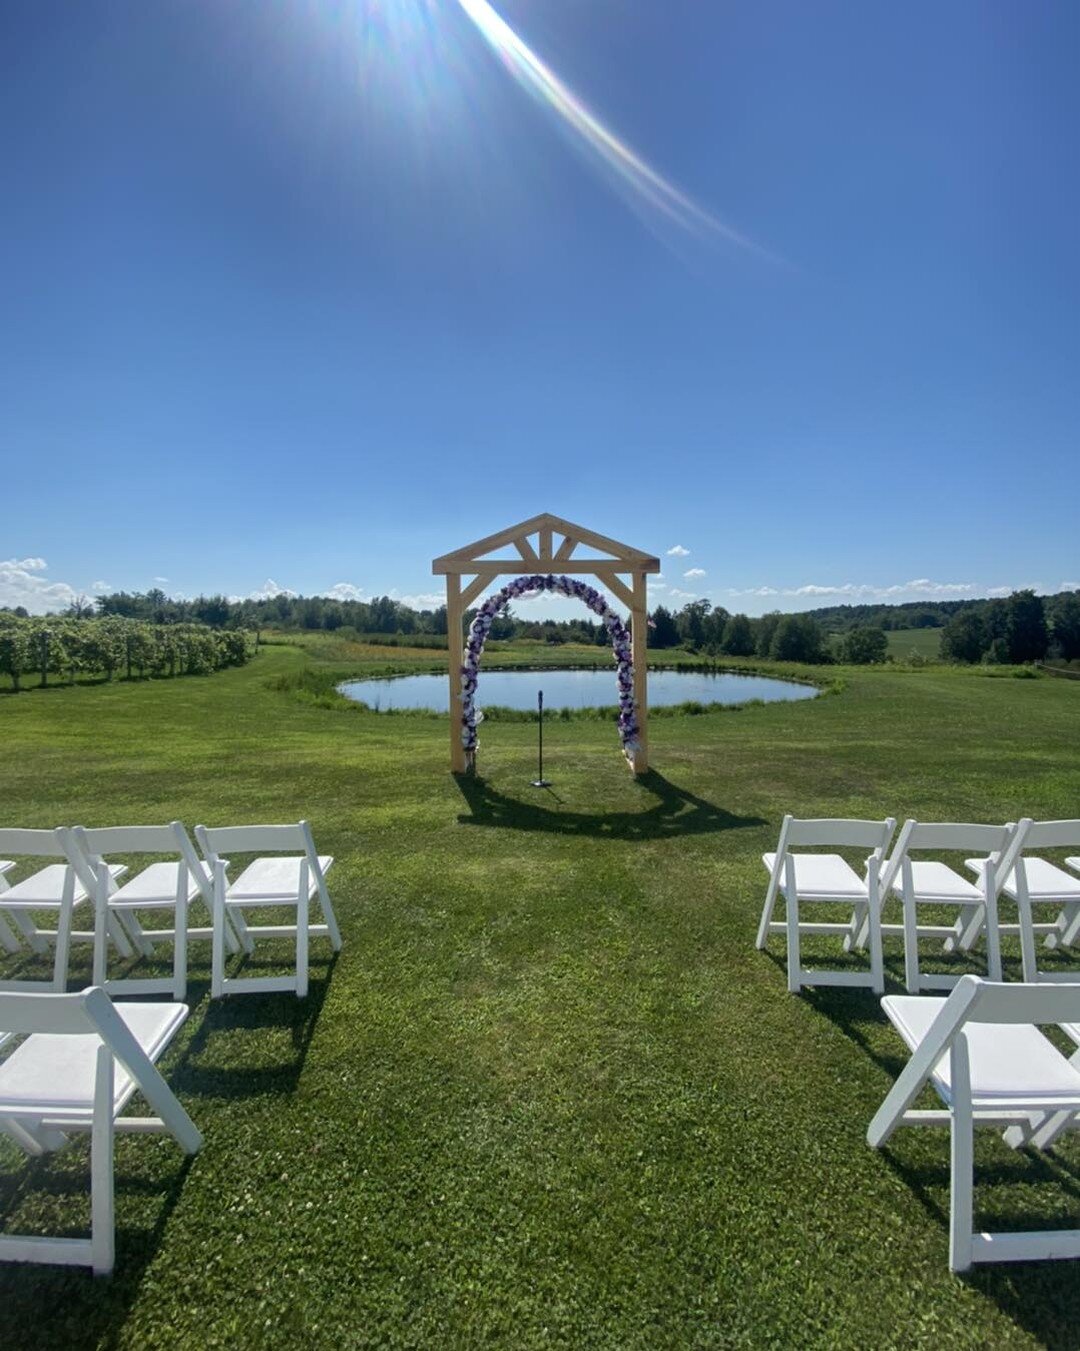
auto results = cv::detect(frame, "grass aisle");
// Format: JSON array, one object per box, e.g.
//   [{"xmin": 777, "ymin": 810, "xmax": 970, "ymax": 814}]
[{"xmin": 1, "ymin": 641, "xmax": 1078, "ymax": 1348}]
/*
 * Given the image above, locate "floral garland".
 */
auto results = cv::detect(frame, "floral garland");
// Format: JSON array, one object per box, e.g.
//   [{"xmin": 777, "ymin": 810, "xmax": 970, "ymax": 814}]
[{"xmin": 461, "ymin": 574, "xmax": 639, "ymax": 761}]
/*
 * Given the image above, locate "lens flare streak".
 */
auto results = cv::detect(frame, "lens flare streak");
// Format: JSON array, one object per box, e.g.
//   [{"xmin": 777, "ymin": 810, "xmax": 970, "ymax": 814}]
[{"xmin": 455, "ymin": 0, "xmax": 761, "ymax": 249}]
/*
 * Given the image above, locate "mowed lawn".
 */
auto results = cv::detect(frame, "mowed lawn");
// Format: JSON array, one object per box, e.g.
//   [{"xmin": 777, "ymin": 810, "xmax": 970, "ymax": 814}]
[
  {"xmin": 1, "ymin": 643, "xmax": 1079, "ymax": 1349},
  {"xmin": 885, "ymin": 627, "xmax": 943, "ymax": 661}
]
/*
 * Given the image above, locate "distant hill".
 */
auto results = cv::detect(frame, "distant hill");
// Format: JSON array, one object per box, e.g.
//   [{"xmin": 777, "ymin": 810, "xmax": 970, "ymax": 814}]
[{"xmin": 797, "ymin": 593, "xmax": 1074, "ymax": 634}]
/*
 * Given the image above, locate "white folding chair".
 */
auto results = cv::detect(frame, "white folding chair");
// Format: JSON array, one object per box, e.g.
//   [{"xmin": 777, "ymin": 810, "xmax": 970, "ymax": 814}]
[
  {"xmin": 0, "ymin": 985, "xmax": 201, "ymax": 1274},
  {"xmin": 194, "ymin": 822, "xmax": 342, "ymax": 999},
  {"xmin": 0, "ymin": 829, "xmax": 133, "ymax": 991},
  {"xmin": 757, "ymin": 817, "xmax": 896, "ymax": 994},
  {"xmin": 963, "ymin": 821, "xmax": 1080, "ymax": 983},
  {"xmin": 59, "ymin": 824, "xmax": 240, "ymax": 1001},
  {"xmin": 868, "ymin": 976, "xmax": 1080, "ymax": 1272},
  {"xmin": 875, "ymin": 820, "xmax": 1025, "ymax": 994}
]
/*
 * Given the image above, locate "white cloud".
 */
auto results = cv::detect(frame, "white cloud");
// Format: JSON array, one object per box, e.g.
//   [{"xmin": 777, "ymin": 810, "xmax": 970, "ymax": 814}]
[
  {"xmin": 668, "ymin": 586, "xmax": 705, "ymax": 600},
  {"xmin": 390, "ymin": 590, "xmax": 443, "ymax": 610},
  {"xmin": 684, "ymin": 567, "xmax": 707, "ymax": 579},
  {"xmin": 0, "ymin": 558, "xmax": 79, "ymax": 614},
  {"xmin": 726, "ymin": 578, "xmax": 979, "ymax": 602},
  {"xmin": 666, "ymin": 545, "xmax": 690, "ymax": 557},
  {"xmin": 646, "ymin": 578, "xmax": 667, "ymax": 591},
  {"xmin": 1062, "ymin": 581, "xmax": 1080, "ymax": 592},
  {"xmin": 248, "ymin": 578, "xmax": 297, "ymax": 601},
  {"xmin": 153, "ymin": 576, "xmax": 169, "ymax": 585},
  {"xmin": 322, "ymin": 582, "xmax": 366, "ymax": 602},
  {"xmin": 91, "ymin": 580, "xmax": 111, "ymax": 593}
]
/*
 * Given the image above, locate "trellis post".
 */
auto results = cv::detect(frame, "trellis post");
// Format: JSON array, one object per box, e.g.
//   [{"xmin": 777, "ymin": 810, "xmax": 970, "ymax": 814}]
[
  {"xmin": 433, "ymin": 514, "xmax": 660, "ymax": 776},
  {"xmin": 632, "ymin": 571, "xmax": 649, "ymax": 770},
  {"xmin": 445, "ymin": 573, "xmax": 466, "ymax": 774}
]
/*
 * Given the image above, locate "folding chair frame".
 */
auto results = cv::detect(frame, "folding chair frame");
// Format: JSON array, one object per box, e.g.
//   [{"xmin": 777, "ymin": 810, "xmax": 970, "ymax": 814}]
[
  {"xmin": 757, "ymin": 816, "xmax": 896, "ymax": 994},
  {"xmin": 196, "ymin": 822, "xmax": 342, "ymax": 999},
  {"xmin": 868, "ymin": 976, "xmax": 1080, "ymax": 1271},
  {"xmin": 0, "ymin": 986, "xmax": 201, "ymax": 1275}
]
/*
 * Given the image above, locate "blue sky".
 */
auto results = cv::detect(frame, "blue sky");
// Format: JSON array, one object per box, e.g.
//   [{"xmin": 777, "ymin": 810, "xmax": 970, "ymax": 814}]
[{"xmin": 2, "ymin": 0, "xmax": 1077, "ymax": 618}]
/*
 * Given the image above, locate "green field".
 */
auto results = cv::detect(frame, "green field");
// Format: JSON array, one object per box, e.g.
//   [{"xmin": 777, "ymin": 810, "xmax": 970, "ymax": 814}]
[
  {"xmin": 1, "ymin": 638, "xmax": 1079, "ymax": 1349},
  {"xmin": 885, "ymin": 626, "xmax": 943, "ymax": 660}
]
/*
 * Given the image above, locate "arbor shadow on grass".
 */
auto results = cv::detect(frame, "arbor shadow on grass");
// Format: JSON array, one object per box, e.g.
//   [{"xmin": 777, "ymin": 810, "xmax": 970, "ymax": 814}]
[
  {"xmin": 454, "ymin": 769, "xmax": 765, "ymax": 840},
  {"xmin": 806, "ymin": 985, "xmax": 1080, "ymax": 1348}
]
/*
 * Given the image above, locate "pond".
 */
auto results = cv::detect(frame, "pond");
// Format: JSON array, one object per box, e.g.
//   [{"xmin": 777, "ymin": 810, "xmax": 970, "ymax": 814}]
[{"xmin": 338, "ymin": 668, "xmax": 818, "ymax": 712}]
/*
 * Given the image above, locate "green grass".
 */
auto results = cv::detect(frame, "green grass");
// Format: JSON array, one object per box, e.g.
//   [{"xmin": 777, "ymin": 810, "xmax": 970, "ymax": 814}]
[
  {"xmin": 885, "ymin": 626, "xmax": 943, "ymax": 660},
  {"xmin": 1, "ymin": 637, "xmax": 1079, "ymax": 1348}
]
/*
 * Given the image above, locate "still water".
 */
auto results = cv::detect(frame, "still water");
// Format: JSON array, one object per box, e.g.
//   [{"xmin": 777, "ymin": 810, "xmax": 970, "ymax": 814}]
[{"xmin": 338, "ymin": 668, "xmax": 817, "ymax": 712}]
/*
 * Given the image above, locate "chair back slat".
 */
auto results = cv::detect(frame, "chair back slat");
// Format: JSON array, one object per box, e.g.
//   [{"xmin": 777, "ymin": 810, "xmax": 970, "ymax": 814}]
[
  {"xmin": 1023, "ymin": 819, "xmax": 1080, "ymax": 851},
  {"xmin": 966, "ymin": 979, "xmax": 1080, "ymax": 1025},
  {"xmin": 784, "ymin": 818, "xmax": 895, "ymax": 850},
  {"xmin": 196, "ymin": 823, "xmax": 308, "ymax": 857},
  {"xmin": 0, "ymin": 989, "xmax": 97, "ymax": 1036},
  {"xmin": 76, "ymin": 824, "xmax": 182, "ymax": 855},
  {"xmin": 0, "ymin": 828, "xmax": 66, "ymax": 858},
  {"xmin": 901, "ymin": 821, "xmax": 1012, "ymax": 853}
]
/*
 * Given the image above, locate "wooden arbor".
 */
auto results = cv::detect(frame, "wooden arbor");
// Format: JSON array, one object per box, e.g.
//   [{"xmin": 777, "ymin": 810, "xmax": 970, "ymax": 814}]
[{"xmin": 432, "ymin": 513, "xmax": 661, "ymax": 775}]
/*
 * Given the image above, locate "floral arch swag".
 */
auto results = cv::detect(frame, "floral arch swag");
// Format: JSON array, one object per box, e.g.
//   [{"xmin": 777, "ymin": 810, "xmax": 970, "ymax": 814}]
[{"xmin": 431, "ymin": 514, "xmax": 661, "ymax": 775}]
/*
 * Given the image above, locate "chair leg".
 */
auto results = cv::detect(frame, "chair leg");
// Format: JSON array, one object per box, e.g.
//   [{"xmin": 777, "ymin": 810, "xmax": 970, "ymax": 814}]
[
  {"xmin": 868, "ymin": 897, "xmax": 885, "ymax": 996},
  {"xmin": 119, "ymin": 911, "xmax": 155, "ymax": 959},
  {"xmin": 229, "ymin": 908, "xmax": 256, "ymax": 956},
  {"xmin": 1017, "ymin": 894, "xmax": 1040, "ymax": 983},
  {"xmin": 949, "ymin": 1041, "xmax": 975, "ymax": 1273},
  {"xmin": 785, "ymin": 889, "xmax": 801, "ymax": 994},
  {"xmin": 756, "ymin": 872, "xmax": 780, "ymax": 950},
  {"xmin": 8, "ymin": 909, "xmax": 48, "ymax": 954},
  {"xmin": 951, "ymin": 904, "xmax": 985, "ymax": 954},
  {"xmin": 173, "ymin": 894, "xmax": 188, "ymax": 1002},
  {"xmin": 296, "ymin": 890, "xmax": 309, "ymax": 999},
  {"xmin": 983, "ymin": 891, "xmax": 1003, "ymax": 983},
  {"xmin": 93, "ymin": 890, "xmax": 110, "ymax": 988},
  {"xmin": 52, "ymin": 896, "xmax": 75, "ymax": 991},
  {"xmin": 211, "ymin": 871, "xmax": 226, "ymax": 1000},
  {"xmin": 843, "ymin": 900, "xmax": 868, "ymax": 953},
  {"xmin": 106, "ymin": 914, "xmax": 135, "ymax": 959},
  {"xmin": 90, "ymin": 1045, "xmax": 116, "ymax": 1276},
  {"xmin": 1057, "ymin": 903, "xmax": 1080, "ymax": 950},
  {"xmin": 903, "ymin": 896, "xmax": 921, "ymax": 995},
  {"xmin": 0, "ymin": 911, "xmax": 19, "ymax": 954},
  {"xmin": 318, "ymin": 882, "xmax": 342, "ymax": 952}
]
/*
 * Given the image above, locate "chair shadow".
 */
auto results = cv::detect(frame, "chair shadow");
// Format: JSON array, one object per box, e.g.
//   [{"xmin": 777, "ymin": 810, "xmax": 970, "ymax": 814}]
[
  {"xmin": 0, "ymin": 1144, "xmax": 197, "ymax": 1345},
  {"xmin": 0, "ymin": 958, "xmax": 337, "ymax": 1348},
  {"xmin": 454, "ymin": 768, "xmax": 765, "ymax": 841},
  {"xmin": 169, "ymin": 955, "xmax": 338, "ymax": 1101},
  {"xmin": 803, "ymin": 984, "xmax": 1080, "ymax": 1346}
]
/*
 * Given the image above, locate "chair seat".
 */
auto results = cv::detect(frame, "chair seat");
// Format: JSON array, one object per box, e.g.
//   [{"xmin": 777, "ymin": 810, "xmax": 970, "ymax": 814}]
[
  {"xmin": 762, "ymin": 852, "xmax": 868, "ymax": 900},
  {"xmin": 967, "ymin": 856, "xmax": 1080, "ymax": 901},
  {"xmin": 883, "ymin": 995, "xmax": 1080, "ymax": 1106},
  {"xmin": 0, "ymin": 1001, "xmax": 187, "ymax": 1120},
  {"xmin": 890, "ymin": 860, "xmax": 983, "ymax": 904},
  {"xmin": 108, "ymin": 862, "xmax": 203, "ymax": 910},
  {"xmin": 0, "ymin": 863, "xmax": 126, "ymax": 910},
  {"xmin": 226, "ymin": 855, "xmax": 333, "ymax": 904}
]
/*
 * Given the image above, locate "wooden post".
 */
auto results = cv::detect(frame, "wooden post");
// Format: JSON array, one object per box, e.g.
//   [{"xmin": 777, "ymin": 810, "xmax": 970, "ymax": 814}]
[
  {"xmin": 446, "ymin": 574, "xmax": 467, "ymax": 773},
  {"xmin": 631, "ymin": 571, "xmax": 649, "ymax": 774}
]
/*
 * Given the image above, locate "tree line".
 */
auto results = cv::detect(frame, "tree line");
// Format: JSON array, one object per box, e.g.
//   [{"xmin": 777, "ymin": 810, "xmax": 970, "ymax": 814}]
[
  {"xmin": 938, "ymin": 589, "xmax": 1080, "ymax": 664},
  {"xmin": 7, "ymin": 583, "xmax": 1077, "ymax": 671},
  {"xmin": 0, "ymin": 615, "xmax": 252, "ymax": 691}
]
